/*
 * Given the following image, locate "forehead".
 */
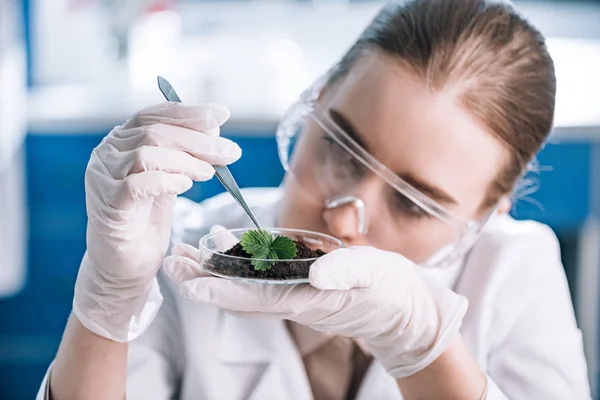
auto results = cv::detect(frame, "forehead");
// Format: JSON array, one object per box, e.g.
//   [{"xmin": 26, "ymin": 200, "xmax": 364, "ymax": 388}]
[{"xmin": 323, "ymin": 54, "xmax": 507, "ymax": 214}]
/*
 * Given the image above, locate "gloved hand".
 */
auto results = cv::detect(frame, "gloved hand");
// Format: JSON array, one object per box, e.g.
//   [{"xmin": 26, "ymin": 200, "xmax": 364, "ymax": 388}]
[
  {"xmin": 163, "ymin": 226, "xmax": 468, "ymax": 378},
  {"xmin": 73, "ymin": 102, "xmax": 241, "ymax": 342}
]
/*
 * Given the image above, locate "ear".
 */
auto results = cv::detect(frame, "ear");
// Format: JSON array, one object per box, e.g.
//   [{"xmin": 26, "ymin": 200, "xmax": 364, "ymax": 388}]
[{"xmin": 497, "ymin": 196, "xmax": 512, "ymax": 215}]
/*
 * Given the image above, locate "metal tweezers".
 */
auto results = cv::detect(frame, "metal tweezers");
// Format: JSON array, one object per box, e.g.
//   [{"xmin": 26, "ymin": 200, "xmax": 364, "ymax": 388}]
[{"xmin": 157, "ymin": 76, "xmax": 262, "ymax": 229}]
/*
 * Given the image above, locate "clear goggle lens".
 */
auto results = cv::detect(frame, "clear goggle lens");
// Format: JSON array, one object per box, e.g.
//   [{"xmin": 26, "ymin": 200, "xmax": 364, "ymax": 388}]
[{"xmin": 276, "ymin": 77, "xmax": 497, "ymax": 267}]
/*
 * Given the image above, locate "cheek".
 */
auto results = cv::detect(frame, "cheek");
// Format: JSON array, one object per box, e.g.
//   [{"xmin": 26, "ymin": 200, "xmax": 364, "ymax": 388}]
[
  {"xmin": 364, "ymin": 221, "xmax": 459, "ymax": 265},
  {"xmin": 277, "ymin": 175, "xmax": 325, "ymax": 231}
]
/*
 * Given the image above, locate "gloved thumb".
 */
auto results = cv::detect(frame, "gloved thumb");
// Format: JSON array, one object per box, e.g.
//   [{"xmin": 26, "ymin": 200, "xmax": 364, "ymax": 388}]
[
  {"xmin": 309, "ymin": 246, "xmax": 414, "ymax": 291},
  {"xmin": 209, "ymin": 225, "xmax": 238, "ymax": 252},
  {"xmin": 163, "ymin": 242, "xmax": 211, "ymax": 285}
]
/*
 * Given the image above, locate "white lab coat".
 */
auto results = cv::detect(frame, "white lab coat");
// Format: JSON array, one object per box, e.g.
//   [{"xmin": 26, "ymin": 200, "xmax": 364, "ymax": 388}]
[{"xmin": 37, "ymin": 187, "xmax": 591, "ymax": 399}]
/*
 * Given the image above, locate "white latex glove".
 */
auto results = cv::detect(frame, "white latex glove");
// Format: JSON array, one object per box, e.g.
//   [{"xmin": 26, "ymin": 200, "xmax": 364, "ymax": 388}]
[
  {"xmin": 163, "ymin": 226, "xmax": 468, "ymax": 378},
  {"xmin": 73, "ymin": 102, "xmax": 241, "ymax": 342}
]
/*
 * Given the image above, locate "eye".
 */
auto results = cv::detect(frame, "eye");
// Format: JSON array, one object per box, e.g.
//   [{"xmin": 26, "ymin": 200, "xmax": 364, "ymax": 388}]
[
  {"xmin": 392, "ymin": 192, "xmax": 430, "ymax": 219},
  {"xmin": 322, "ymin": 135, "xmax": 366, "ymax": 172},
  {"xmin": 322, "ymin": 135, "xmax": 342, "ymax": 149}
]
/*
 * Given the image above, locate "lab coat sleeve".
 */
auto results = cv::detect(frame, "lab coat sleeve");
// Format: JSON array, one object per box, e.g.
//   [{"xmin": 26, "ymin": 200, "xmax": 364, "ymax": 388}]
[
  {"xmin": 126, "ymin": 270, "xmax": 186, "ymax": 399},
  {"xmin": 34, "ymin": 362, "xmax": 53, "ymax": 400},
  {"xmin": 485, "ymin": 225, "xmax": 591, "ymax": 399},
  {"xmin": 33, "ymin": 273, "xmax": 184, "ymax": 400}
]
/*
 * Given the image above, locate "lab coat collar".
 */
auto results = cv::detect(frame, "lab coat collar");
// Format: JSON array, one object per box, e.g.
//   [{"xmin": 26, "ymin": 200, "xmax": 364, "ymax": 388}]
[
  {"xmin": 218, "ymin": 312, "xmax": 290, "ymax": 364},
  {"xmin": 217, "ymin": 311, "xmax": 314, "ymax": 400},
  {"xmin": 216, "ymin": 311, "xmax": 402, "ymax": 399},
  {"xmin": 419, "ymin": 256, "xmax": 466, "ymax": 291}
]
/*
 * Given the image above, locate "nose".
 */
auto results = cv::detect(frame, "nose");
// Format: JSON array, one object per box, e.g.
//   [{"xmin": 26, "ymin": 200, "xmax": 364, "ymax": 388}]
[{"xmin": 322, "ymin": 195, "xmax": 368, "ymax": 245}]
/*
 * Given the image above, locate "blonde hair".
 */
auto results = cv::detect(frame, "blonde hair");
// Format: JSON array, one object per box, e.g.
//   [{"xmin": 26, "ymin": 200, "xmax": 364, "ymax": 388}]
[{"xmin": 328, "ymin": 0, "xmax": 556, "ymax": 208}]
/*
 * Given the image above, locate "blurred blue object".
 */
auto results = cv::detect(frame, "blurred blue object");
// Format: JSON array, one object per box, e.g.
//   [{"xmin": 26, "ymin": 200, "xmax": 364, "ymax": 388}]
[{"xmin": 510, "ymin": 142, "xmax": 592, "ymax": 230}]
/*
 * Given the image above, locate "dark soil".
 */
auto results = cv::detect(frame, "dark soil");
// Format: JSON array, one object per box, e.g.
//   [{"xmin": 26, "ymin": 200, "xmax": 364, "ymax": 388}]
[{"xmin": 205, "ymin": 239, "xmax": 326, "ymax": 280}]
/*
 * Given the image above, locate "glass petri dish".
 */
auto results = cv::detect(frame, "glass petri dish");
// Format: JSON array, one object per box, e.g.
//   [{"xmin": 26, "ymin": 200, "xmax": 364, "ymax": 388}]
[{"xmin": 199, "ymin": 227, "xmax": 345, "ymax": 284}]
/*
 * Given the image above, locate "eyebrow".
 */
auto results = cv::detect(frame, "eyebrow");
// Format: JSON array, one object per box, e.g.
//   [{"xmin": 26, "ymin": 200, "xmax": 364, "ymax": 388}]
[
  {"xmin": 400, "ymin": 173, "xmax": 458, "ymax": 206},
  {"xmin": 328, "ymin": 108, "xmax": 459, "ymax": 206},
  {"xmin": 329, "ymin": 109, "xmax": 369, "ymax": 151}
]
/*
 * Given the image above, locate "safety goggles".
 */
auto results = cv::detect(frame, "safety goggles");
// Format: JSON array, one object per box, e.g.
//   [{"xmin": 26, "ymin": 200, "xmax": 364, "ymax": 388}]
[{"xmin": 276, "ymin": 73, "xmax": 498, "ymax": 267}]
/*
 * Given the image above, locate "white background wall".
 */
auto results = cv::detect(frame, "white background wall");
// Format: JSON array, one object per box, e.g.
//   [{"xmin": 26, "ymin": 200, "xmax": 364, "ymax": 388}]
[{"xmin": 0, "ymin": 0, "xmax": 28, "ymax": 297}]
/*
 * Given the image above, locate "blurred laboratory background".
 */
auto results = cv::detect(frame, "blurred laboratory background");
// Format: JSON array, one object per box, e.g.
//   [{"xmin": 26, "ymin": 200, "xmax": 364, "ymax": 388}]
[{"xmin": 1, "ymin": 0, "xmax": 599, "ymax": 398}]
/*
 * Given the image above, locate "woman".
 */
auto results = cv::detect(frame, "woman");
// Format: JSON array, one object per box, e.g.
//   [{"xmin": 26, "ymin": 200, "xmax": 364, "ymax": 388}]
[{"xmin": 38, "ymin": 0, "xmax": 590, "ymax": 399}]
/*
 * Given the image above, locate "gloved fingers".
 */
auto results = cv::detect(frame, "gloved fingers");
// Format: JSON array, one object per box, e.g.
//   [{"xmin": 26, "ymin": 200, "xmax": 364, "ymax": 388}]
[
  {"xmin": 163, "ymin": 253, "xmax": 210, "ymax": 286},
  {"xmin": 101, "ymin": 146, "xmax": 216, "ymax": 182},
  {"xmin": 121, "ymin": 102, "xmax": 230, "ymax": 135},
  {"xmin": 119, "ymin": 170, "xmax": 193, "ymax": 205},
  {"xmin": 163, "ymin": 242, "xmax": 214, "ymax": 286},
  {"xmin": 309, "ymin": 246, "xmax": 415, "ymax": 291},
  {"xmin": 177, "ymin": 277, "xmax": 344, "ymax": 318},
  {"xmin": 177, "ymin": 277, "xmax": 287, "ymax": 308},
  {"xmin": 171, "ymin": 242, "xmax": 202, "ymax": 261},
  {"xmin": 209, "ymin": 225, "xmax": 238, "ymax": 252},
  {"xmin": 223, "ymin": 310, "xmax": 296, "ymax": 320},
  {"xmin": 106, "ymin": 123, "xmax": 241, "ymax": 166}
]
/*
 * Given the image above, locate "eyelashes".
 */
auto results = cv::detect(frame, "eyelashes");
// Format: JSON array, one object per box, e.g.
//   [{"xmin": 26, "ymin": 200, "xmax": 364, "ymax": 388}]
[{"xmin": 321, "ymin": 135, "xmax": 431, "ymax": 220}]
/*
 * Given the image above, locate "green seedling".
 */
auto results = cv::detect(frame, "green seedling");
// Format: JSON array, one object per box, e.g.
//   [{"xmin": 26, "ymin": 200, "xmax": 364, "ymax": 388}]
[{"xmin": 240, "ymin": 229, "xmax": 297, "ymax": 271}]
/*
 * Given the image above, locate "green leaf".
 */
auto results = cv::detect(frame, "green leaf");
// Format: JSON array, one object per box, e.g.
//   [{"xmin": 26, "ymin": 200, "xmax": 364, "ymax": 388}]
[
  {"xmin": 271, "ymin": 235, "xmax": 297, "ymax": 260},
  {"xmin": 240, "ymin": 229, "xmax": 273, "ymax": 258},
  {"xmin": 246, "ymin": 245, "xmax": 270, "ymax": 260},
  {"xmin": 252, "ymin": 259, "xmax": 275, "ymax": 271},
  {"xmin": 240, "ymin": 229, "xmax": 298, "ymax": 271},
  {"xmin": 252, "ymin": 248, "xmax": 280, "ymax": 271}
]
